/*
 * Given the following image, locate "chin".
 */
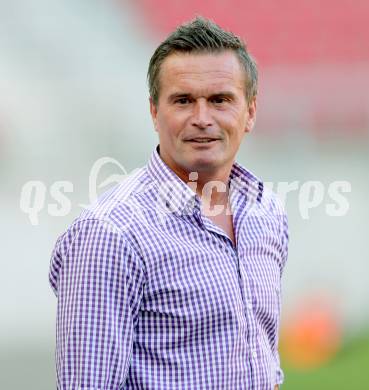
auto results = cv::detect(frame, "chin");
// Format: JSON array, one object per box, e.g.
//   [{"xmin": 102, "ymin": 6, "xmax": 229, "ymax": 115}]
[{"xmin": 185, "ymin": 158, "xmax": 221, "ymax": 172}]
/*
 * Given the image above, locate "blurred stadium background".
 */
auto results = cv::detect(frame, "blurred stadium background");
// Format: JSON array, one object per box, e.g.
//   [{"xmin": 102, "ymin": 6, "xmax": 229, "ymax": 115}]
[{"xmin": 1, "ymin": 0, "xmax": 368, "ymax": 388}]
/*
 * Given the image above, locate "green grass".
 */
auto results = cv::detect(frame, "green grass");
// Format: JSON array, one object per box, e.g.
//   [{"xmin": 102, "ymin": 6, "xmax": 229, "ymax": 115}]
[{"xmin": 282, "ymin": 332, "xmax": 369, "ymax": 389}]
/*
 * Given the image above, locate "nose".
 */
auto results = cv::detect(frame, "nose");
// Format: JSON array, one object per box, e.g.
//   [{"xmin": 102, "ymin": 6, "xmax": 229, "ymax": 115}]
[{"xmin": 191, "ymin": 99, "xmax": 213, "ymax": 129}]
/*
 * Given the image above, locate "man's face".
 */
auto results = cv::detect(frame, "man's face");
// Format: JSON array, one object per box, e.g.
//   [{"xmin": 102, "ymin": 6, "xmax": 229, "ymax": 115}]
[{"xmin": 150, "ymin": 50, "xmax": 256, "ymax": 178}]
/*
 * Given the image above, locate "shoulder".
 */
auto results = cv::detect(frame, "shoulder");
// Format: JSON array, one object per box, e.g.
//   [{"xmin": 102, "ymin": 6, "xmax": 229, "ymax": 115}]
[
  {"xmin": 76, "ymin": 166, "xmax": 156, "ymax": 233},
  {"xmin": 49, "ymin": 169, "xmax": 152, "ymax": 295},
  {"xmin": 232, "ymin": 161, "xmax": 287, "ymax": 221},
  {"xmin": 50, "ymin": 167, "xmax": 153, "ymax": 273}
]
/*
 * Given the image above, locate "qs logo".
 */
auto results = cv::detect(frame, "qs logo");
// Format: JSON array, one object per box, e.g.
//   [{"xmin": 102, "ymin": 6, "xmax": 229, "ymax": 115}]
[{"xmin": 20, "ymin": 157, "xmax": 131, "ymax": 225}]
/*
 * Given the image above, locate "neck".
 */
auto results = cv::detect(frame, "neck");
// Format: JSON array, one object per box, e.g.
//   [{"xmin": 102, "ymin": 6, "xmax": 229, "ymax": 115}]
[
  {"xmin": 157, "ymin": 147, "xmax": 234, "ymax": 207},
  {"xmin": 172, "ymin": 163, "xmax": 233, "ymax": 212}
]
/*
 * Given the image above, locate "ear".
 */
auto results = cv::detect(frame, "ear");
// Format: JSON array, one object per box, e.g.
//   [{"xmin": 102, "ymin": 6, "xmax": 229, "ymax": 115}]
[
  {"xmin": 149, "ymin": 97, "xmax": 159, "ymax": 132},
  {"xmin": 245, "ymin": 97, "xmax": 257, "ymax": 133}
]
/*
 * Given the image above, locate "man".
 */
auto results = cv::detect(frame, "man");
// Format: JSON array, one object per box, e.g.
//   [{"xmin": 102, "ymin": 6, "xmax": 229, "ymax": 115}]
[{"xmin": 49, "ymin": 17, "xmax": 288, "ymax": 390}]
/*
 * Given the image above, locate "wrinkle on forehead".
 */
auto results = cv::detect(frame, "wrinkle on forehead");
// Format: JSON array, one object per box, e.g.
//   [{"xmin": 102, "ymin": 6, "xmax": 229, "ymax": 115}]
[{"xmin": 159, "ymin": 51, "xmax": 246, "ymax": 97}]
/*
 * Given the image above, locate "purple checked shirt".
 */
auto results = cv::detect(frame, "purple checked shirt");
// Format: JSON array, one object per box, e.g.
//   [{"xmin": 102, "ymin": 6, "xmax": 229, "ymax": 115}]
[{"xmin": 49, "ymin": 148, "xmax": 289, "ymax": 390}]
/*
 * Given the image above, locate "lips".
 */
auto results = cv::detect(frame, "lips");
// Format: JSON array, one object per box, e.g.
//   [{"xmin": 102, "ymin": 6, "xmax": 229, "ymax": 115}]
[{"xmin": 184, "ymin": 137, "xmax": 220, "ymax": 143}]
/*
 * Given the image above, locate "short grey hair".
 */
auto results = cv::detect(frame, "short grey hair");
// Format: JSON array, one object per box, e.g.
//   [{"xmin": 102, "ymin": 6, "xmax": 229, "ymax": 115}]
[{"xmin": 147, "ymin": 16, "xmax": 258, "ymax": 106}]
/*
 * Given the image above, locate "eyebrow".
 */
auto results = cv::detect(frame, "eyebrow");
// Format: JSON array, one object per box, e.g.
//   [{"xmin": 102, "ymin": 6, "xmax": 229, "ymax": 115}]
[
  {"xmin": 167, "ymin": 91, "xmax": 236, "ymax": 102},
  {"xmin": 167, "ymin": 93, "xmax": 191, "ymax": 103}
]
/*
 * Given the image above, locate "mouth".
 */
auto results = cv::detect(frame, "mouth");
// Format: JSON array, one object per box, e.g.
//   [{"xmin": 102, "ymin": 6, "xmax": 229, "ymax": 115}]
[{"xmin": 184, "ymin": 137, "xmax": 220, "ymax": 144}]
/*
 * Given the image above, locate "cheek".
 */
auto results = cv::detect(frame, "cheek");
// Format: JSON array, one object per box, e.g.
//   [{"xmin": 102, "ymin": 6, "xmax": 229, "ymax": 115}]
[
  {"xmin": 157, "ymin": 110, "xmax": 186, "ymax": 134},
  {"xmin": 157, "ymin": 121, "xmax": 187, "ymax": 150},
  {"xmin": 215, "ymin": 110, "xmax": 245, "ymax": 135}
]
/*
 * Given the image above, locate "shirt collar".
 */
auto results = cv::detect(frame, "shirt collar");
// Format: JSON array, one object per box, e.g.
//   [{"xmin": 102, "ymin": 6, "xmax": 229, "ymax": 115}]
[
  {"xmin": 229, "ymin": 161, "xmax": 264, "ymax": 205},
  {"xmin": 147, "ymin": 147, "xmax": 200, "ymax": 215},
  {"xmin": 147, "ymin": 146, "xmax": 263, "ymax": 216}
]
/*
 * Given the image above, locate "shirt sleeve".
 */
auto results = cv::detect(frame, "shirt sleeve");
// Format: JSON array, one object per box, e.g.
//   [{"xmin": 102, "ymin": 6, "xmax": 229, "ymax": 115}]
[
  {"xmin": 273, "ymin": 212, "xmax": 289, "ymax": 386},
  {"xmin": 49, "ymin": 218, "xmax": 145, "ymax": 390},
  {"xmin": 280, "ymin": 213, "xmax": 289, "ymax": 273}
]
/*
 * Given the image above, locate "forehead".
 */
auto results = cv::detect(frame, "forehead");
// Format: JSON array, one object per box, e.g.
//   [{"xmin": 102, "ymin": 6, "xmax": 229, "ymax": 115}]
[{"xmin": 158, "ymin": 51, "xmax": 246, "ymax": 96}]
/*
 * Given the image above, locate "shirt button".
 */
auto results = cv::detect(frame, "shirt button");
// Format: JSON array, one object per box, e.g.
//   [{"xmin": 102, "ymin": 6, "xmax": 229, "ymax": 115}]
[
  {"xmin": 251, "ymin": 349, "xmax": 257, "ymax": 359},
  {"xmin": 246, "ymin": 301, "xmax": 253, "ymax": 310}
]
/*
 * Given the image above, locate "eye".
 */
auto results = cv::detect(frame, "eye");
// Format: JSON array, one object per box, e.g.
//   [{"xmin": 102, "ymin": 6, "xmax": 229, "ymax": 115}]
[
  {"xmin": 175, "ymin": 97, "xmax": 191, "ymax": 105},
  {"xmin": 211, "ymin": 96, "xmax": 229, "ymax": 104}
]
